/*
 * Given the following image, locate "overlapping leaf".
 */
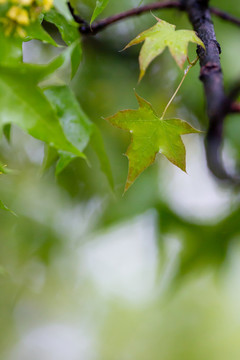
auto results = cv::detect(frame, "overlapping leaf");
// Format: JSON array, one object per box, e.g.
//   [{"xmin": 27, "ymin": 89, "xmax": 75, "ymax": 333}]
[
  {"xmin": 44, "ymin": 9, "xmax": 82, "ymax": 78},
  {"xmin": 0, "ymin": 29, "xmax": 112, "ymax": 185},
  {"xmin": 44, "ymin": 85, "xmax": 92, "ymax": 174},
  {"xmin": 106, "ymin": 93, "xmax": 200, "ymax": 191},
  {"xmin": 44, "ymin": 86, "xmax": 113, "ymax": 187},
  {"xmin": 0, "ymin": 30, "xmax": 22, "ymax": 65},
  {"xmin": 44, "ymin": 9, "xmax": 79, "ymax": 45},
  {"xmin": 24, "ymin": 14, "xmax": 58, "ymax": 46},
  {"xmin": 124, "ymin": 17, "xmax": 205, "ymax": 80},
  {"xmin": 0, "ymin": 44, "xmax": 85, "ymax": 158}
]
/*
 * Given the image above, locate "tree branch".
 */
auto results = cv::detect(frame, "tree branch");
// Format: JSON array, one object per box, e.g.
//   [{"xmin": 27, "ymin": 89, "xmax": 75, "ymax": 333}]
[
  {"xmin": 79, "ymin": 1, "xmax": 181, "ymax": 34},
  {"xmin": 182, "ymin": 0, "xmax": 239, "ymax": 183},
  {"xmin": 210, "ymin": 7, "xmax": 240, "ymax": 27},
  {"xmin": 67, "ymin": 2, "xmax": 89, "ymax": 27},
  {"xmin": 68, "ymin": 1, "xmax": 240, "ymax": 35}
]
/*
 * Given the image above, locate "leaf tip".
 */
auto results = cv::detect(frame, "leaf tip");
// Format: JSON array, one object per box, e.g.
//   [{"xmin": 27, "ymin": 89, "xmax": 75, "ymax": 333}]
[
  {"xmin": 122, "ymin": 40, "xmax": 134, "ymax": 52},
  {"xmin": 120, "ymin": 44, "xmax": 128, "ymax": 52},
  {"xmin": 175, "ymin": 161, "xmax": 187, "ymax": 173},
  {"xmin": 174, "ymin": 54, "xmax": 187, "ymax": 69},
  {"xmin": 124, "ymin": 179, "xmax": 132, "ymax": 193},
  {"xmin": 195, "ymin": 35, "xmax": 205, "ymax": 50},
  {"xmin": 151, "ymin": 13, "xmax": 160, "ymax": 22},
  {"xmin": 138, "ymin": 69, "xmax": 145, "ymax": 82}
]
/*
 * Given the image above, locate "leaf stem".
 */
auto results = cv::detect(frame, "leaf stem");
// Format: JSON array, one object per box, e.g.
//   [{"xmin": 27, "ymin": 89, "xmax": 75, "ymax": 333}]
[{"xmin": 160, "ymin": 56, "xmax": 199, "ymax": 120}]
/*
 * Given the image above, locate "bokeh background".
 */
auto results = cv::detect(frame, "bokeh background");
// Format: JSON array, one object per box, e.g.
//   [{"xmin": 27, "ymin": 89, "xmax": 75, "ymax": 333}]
[{"xmin": 1, "ymin": 0, "xmax": 240, "ymax": 359}]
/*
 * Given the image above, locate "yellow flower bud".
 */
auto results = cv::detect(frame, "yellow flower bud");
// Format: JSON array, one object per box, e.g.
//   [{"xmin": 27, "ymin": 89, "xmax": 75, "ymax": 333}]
[
  {"xmin": 18, "ymin": 0, "xmax": 34, "ymax": 5},
  {"xmin": 42, "ymin": 0, "xmax": 53, "ymax": 12},
  {"xmin": 4, "ymin": 21, "xmax": 14, "ymax": 36},
  {"xmin": 16, "ymin": 25, "xmax": 26, "ymax": 37},
  {"xmin": 7, "ymin": 6, "xmax": 30, "ymax": 25}
]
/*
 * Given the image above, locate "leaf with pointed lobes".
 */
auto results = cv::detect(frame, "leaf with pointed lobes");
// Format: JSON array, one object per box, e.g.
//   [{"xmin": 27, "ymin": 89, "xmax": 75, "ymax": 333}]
[
  {"xmin": 106, "ymin": 93, "xmax": 200, "ymax": 192},
  {"xmin": 124, "ymin": 17, "xmax": 205, "ymax": 81}
]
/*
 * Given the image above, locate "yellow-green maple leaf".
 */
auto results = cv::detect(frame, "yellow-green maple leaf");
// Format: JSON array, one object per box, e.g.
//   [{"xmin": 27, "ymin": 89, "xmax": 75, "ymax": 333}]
[
  {"xmin": 106, "ymin": 93, "xmax": 200, "ymax": 191},
  {"xmin": 124, "ymin": 17, "xmax": 205, "ymax": 81}
]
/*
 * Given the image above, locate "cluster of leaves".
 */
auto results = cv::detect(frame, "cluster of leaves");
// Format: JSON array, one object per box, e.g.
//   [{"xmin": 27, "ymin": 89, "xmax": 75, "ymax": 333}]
[
  {"xmin": 107, "ymin": 17, "xmax": 204, "ymax": 190},
  {"xmin": 0, "ymin": 0, "xmax": 114, "ymax": 212},
  {"xmin": 0, "ymin": 1, "xmax": 205, "ymax": 212}
]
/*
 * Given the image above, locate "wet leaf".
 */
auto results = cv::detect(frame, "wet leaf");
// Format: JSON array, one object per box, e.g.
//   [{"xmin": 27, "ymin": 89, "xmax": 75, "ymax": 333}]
[
  {"xmin": 44, "ymin": 86, "xmax": 113, "ymax": 186},
  {"xmin": 106, "ymin": 92, "xmax": 200, "ymax": 191},
  {"xmin": 0, "ymin": 46, "xmax": 85, "ymax": 158},
  {"xmin": 124, "ymin": 17, "xmax": 205, "ymax": 81}
]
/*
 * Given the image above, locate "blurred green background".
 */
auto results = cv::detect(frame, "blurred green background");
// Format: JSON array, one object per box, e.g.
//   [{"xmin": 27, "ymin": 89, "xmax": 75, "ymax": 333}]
[{"xmin": 1, "ymin": 0, "xmax": 240, "ymax": 359}]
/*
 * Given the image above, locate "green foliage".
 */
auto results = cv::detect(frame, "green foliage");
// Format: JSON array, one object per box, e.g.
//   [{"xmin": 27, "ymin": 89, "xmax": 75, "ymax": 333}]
[
  {"xmin": 45, "ymin": 86, "xmax": 92, "ymax": 153},
  {"xmin": 44, "ymin": 9, "xmax": 82, "ymax": 77},
  {"xmin": 0, "ymin": 32, "xmax": 22, "ymax": 65},
  {"xmin": 0, "ymin": 0, "xmax": 240, "ymax": 358},
  {"xmin": 24, "ymin": 14, "xmax": 58, "ymax": 46},
  {"xmin": 44, "ymin": 9, "xmax": 79, "ymax": 45},
  {"xmin": 0, "ymin": 47, "xmax": 85, "ymax": 158},
  {"xmin": 44, "ymin": 85, "xmax": 113, "ymax": 185},
  {"xmin": 0, "ymin": 4, "xmax": 112, "ymax": 187},
  {"xmin": 154, "ymin": 202, "xmax": 240, "ymax": 284},
  {"xmin": 0, "ymin": 12, "xmax": 204, "ymax": 195},
  {"xmin": 124, "ymin": 16, "xmax": 204, "ymax": 80}
]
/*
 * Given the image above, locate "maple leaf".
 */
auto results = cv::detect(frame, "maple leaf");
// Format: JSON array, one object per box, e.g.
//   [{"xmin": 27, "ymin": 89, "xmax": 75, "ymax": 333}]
[
  {"xmin": 106, "ymin": 93, "xmax": 200, "ymax": 191},
  {"xmin": 124, "ymin": 17, "xmax": 205, "ymax": 81}
]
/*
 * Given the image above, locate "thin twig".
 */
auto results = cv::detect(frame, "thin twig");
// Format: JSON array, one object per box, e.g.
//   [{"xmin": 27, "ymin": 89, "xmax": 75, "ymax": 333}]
[
  {"xmin": 161, "ymin": 57, "xmax": 198, "ymax": 119},
  {"xmin": 79, "ymin": 1, "xmax": 180, "ymax": 34},
  {"xmin": 67, "ymin": 2, "xmax": 89, "ymax": 27},
  {"xmin": 210, "ymin": 7, "xmax": 240, "ymax": 27},
  {"xmin": 67, "ymin": 1, "xmax": 240, "ymax": 35}
]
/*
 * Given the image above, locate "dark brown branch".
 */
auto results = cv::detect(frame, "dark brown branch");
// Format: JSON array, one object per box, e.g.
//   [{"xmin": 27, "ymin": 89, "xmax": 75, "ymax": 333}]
[
  {"xmin": 79, "ymin": 1, "xmax": 181, "ymax": 34},
  {"xmin": 210, "ymin": 7, "xmax": 240, "ymax": 27},
  {"xmin": 67, "ymin": 1, "xmax": 240, "ymax": 35},
  {"xmin": 182, "ymin": 0, "xmax": 239, "ymax": 183},
  {"xmin": 67, "ymin": 2, "xmax": 89, "ymax": 27}
]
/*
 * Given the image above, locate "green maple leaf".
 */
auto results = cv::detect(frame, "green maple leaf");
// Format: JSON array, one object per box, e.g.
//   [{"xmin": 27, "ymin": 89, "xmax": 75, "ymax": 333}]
[
  {"xmin": 124, "ymin": 17, "xmax": 205, "ymax": 81},
  {"xmin": 106, "ymin": 93, "xmax": 200, "ymax": 191}
]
